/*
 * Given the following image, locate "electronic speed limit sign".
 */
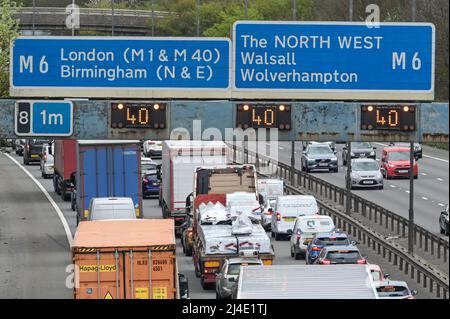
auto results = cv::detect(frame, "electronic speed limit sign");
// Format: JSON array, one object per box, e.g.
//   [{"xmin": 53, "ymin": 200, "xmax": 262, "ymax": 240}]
[{"xmin": 14, "ymin": 100, "xmax": 73, "ymax": 137}]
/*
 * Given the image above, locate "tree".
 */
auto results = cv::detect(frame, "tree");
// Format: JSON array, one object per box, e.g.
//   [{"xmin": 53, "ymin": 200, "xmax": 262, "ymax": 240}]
[{"xmin": 0, "ymin": 0, "xmax": 20, "ymax": 98}]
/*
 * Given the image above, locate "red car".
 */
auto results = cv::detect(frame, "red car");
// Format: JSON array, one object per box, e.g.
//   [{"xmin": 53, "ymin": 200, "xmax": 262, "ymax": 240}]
[{"xmin": 381, "ymin": 147, "xmax": 418, "ymax": 179}]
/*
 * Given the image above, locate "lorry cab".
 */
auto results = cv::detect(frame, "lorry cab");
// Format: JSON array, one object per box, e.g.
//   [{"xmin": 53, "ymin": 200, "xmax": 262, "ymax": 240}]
[
  {"xmin": 88, "ymin": 197, "xmax": 137, "ymax": 221},
  {"xmin": 290, "ymin": 215, "xmax": 335, "ymax": 260},
  {"xmin": 271, "ymin": 195, "xmax": 319, "ymax": 241}
]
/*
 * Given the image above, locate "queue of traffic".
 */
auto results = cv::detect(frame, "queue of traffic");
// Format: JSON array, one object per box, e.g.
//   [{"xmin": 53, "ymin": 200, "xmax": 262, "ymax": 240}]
[{"xmin": 7, "ymin": 138, "xmax": 446, "ymax": 299}]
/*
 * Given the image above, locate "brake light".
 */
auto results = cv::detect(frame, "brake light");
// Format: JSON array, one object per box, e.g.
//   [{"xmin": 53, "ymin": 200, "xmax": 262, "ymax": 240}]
[
  {"xmin": 321, "ymin": 259, "xmax": 331, "ymax": 265},
  {"xmin": 147, "ymin": 141, "xmax": 155, "ymax": 145},
  {"xmin": 357, "ymin": 258, "xmax": 367, "ymax": 264},
  {"xmin": 43, "ymin": 154, "xmax": 47, "ymax": 161},
  {"xmin": 143, "ymin": 178, "xmax": 149, "ymax": 184},
  {"xmin": 276, "ymin": 212, "xmax": 281, "ymax": 222},
  {"xmin": 187, "ymin": 229, "xmax": 193, "ymax": 237},
  {"xmin": 312, "ymin": 246, "xmax": 322, "ymax": 251}
]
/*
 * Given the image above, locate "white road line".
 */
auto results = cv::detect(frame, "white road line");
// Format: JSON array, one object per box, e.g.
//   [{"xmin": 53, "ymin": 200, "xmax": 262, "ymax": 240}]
[
  {"xmin": 422, "ymin": 197, "xmax": 428, "ymax": 201},
  {"xmin": 438, "ymin": 203, "xmax": 446, "ymax": 207},
  {"xmin": 421, "ymin": 173, "xmax": 427, "ymax": 176},
  {"xmin": 389, "ymin": 185, "xmax": 396, "ymax": 188},
  {"xmin": 437, "ymin": 178, "xmax": 444, "ymax": 182},
  {"xmin": 3, "ymin": 153, "xmax": 73, "ymax": 247},
  {"xmin": 405, "ymin": 190, "xmax": 410, "ymax": 194},
  {"xmin": 374, "ymin": 142, "xmax": 449, "ymax": 163}
]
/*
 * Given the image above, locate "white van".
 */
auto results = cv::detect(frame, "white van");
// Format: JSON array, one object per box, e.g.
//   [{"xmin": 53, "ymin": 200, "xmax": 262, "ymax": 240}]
[
  {"xmin": 289, "ymin": 215, "xmax": 335, "ymax": 260},
  {"xmin": 271, "ymin": 195, "xmax": 319, "ymax": 241},
  {"xmin": 257, "ymin": 179, "xmax": 284, "ymax": 201},
  {"xmin": 88, "ymin": 197, "xmax": 137, "ymax": 221}
]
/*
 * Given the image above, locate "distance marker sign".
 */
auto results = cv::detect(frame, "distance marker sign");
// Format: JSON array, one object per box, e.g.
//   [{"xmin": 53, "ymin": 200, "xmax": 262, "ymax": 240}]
[
  {"xmin": 233, "ymin": 22, "xmax": 435, "ymax": 101},
  {"xmin": 11, "ymin": 37, "xmax": 231, "ymax": 99}
]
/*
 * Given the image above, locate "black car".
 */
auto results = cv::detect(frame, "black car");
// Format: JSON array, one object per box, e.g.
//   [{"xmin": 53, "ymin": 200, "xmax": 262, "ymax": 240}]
[
  {"xmin": 23, "ymin": 139, "xmax": 51, "ymax": 165},
  {"xmin": 342, "ymin": 142, "xmax": 376, "ymax": 165},
  {"xmin": 440, "ymin": 205, "xmax": 449, "ymax": 236}
]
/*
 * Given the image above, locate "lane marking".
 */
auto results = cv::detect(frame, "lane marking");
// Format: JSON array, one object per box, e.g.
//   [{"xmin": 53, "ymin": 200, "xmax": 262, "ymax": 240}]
[
  {"xmin": 405, "ymin": 190, "xmax": 410, "ymax": 194},
  {"xmin": 437, "ymin": 178, "xmax": 444, "ymax": 182},
  {"xmin": 421, "ymin": 173, "xmax": 427, "ymax": 176},
  {"xmin": 3, "ymin": 153, "xmax": 73, "ymax": 247},
  {"xmin": 438, "ymin": 203, "xmax": 446, "ymax": 207},
  {"xmin": 422, "ymin": 197, "xmax": 428, "ymax": 201},
  {"xmin": 374, "ymin": 142, "xmax": 449, "ymax": 163},
  {"xmin": 389, "ymin": 185, "xmax": 396, "ymax": 188}
]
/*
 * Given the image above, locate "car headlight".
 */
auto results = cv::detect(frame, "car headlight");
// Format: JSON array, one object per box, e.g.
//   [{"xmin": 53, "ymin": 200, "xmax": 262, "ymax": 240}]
[
  {"xmin": 331, "ymin": 157, "xmax": 338, "ymax": 162},
  {"xmin": 370, "ymin": 151, "xmax": 375, "ymax": 156},
  {"xmin": 351, "ymin": 152, "xmax": 355, "ymax": 156}
]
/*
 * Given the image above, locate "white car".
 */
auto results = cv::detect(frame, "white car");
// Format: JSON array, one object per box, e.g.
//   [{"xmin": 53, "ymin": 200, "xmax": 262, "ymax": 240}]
[
  {"xmin": 289, "ymin": 215, "xmax": 335, "ymax": 260},
  {"xmin": 141, "ymin": 157, "xmax": 159, "ymax": 175},
  {"xmin": 375, "ymin": 280, "xmax": 417, "ymax": 299},
  {"xmin": 271, "ymin": 195, "xmax": 319, "ymax": 241},
  {"xmin": 40, "ymin": 143, "xmax": 54, "ymax": 179},
  {"xmin": 88, "ymin": 197, "xmax": 137, "ymax": 221},
  {"xmin": 143, "ymin": 140, "xmax": 162, "ymax": 159}
]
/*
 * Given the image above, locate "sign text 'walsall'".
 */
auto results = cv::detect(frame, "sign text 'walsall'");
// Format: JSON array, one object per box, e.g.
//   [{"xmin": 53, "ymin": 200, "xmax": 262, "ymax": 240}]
[
  {"xmin": 233, "ymin": 22, "xmax": 435, "ymax": 101},
  {"xmin": 11, "ymin": 37, "xmax": 231, "ymax": 98}
]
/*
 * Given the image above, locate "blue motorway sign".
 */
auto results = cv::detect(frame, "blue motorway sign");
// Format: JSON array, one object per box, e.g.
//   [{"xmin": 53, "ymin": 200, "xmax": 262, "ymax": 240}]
[
  {"xmin": 233, "ymin": 22, "xmax": 435, "ymax": 100},
  {"xmin": 11, "ymin": 37, "xmax": 231, "ymax": 98},
  {"xmin": 15, "ymin": 101, "xmax": 73, "ymax": 136}
]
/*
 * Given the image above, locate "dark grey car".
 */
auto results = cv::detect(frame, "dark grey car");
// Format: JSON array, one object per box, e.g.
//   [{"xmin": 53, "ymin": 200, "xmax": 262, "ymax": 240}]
[
  {"xmin": 215, "ymin": 257, "xmax": 263, "ymax": 299},
  {"xmin": 342, "ymin": 142, "xmax": 376, "ymax": 165},
  {"xmin": 301, "ymin": 144, "xmax": 338, "ymax": 173}
]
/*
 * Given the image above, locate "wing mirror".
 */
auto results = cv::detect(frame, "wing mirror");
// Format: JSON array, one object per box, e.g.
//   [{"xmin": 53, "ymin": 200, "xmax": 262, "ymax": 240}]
[
  {"xmin": 411, "ymin": 290, "xmax": 418, "ymax": 296},
  {"xmin": 384, "ymin": 274, "xmax": 390, "ymax": 279},
  {"xmin": 350, "ymin": 240, "xmax": 359, "ymax": 246},
  {"xmin": 287, "ymin": 229, "xmax": 293, "ymax": 235}
]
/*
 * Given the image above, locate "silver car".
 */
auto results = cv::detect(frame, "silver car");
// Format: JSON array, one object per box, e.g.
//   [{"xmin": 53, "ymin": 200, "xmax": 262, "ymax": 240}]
[
  {"xmin": 301, "ymin": 144, "xmax": 338, "ymax": 173},
  {"xmin": 215, "ymin": 257, "xmax": 263, "ymax": 299},
  {"xmin": 346, "ymin": 158, "xmax": 384, "ymax": 190}
]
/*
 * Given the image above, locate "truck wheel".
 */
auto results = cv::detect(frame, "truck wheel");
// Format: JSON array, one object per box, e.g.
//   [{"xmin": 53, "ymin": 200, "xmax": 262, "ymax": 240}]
[
  {"xmin": 294, "ymin": 251, "xmax": 302, "ymax": 260},
  {"xmin": 201, "ymin": 278, "xmax": 212, "ymax": 290},
  {"xmin": 54, "ymin": 176, "xmax": 61, "ymax": 195},
  {"xmin": 271, "ymin": 231, "xmax": 275, "ymax": 238}
]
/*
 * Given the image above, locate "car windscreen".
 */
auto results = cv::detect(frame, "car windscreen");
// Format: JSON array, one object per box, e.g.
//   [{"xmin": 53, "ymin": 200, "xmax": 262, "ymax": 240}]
[
  {"xmin": 308, "ymin": 146, "xmax": 332, "ymax": 155},
  {"xmin": 315, "ymin": 237, "xmax": 350, "ymax": 246},
  {"xmin": 388, "ymin": 152, "xmax": 410, "ymax": 161},
  {"xmin": 326, "ymin": 250, "xmax": 361, "ymax": 263},
  {"xmin": 352, "ymin": 142, "xmax": 372, "ymax": 149},
  {"xmin": 145, "ymin": 174, "xmax": 159, "ymax": 182},
  {"xmin": 376, "ymin": 286, "xmax": 410, "ymax": 298},
  {"xmin": 142, "ymin": 163, "xmax": 158, "ymax": 171},
  {"xmin": 227, "ymin": 263, "xmax": 260, "ymax": 276},
  {"xmin": 90, "ymin": 209, "xmax": 136, "ymax": 220},
  {"xmin": 31, "ymin": 139, "xmax": 50, "ymax": 145},
  {"xmin": 353, "ymin": 161, "xmax": 379, "ymax": 171}
]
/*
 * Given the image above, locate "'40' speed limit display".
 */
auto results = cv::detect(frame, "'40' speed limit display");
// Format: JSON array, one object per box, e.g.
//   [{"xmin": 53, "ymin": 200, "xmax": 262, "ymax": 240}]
[
  {"xmin": 360, "ymin": 104, "xmax": 417, "ymax": 131},
  {"xmin": 110, "ymin": 102, "xmax": 167, "ymax": 129},
  {"xmin": 236, "ymin": 104, "xmax": 292, "ymax": 130}
]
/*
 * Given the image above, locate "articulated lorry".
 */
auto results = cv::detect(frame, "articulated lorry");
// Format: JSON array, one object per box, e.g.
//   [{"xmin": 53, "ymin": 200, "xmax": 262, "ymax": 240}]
[
  {"xmin": 53, "ymin": 140, "xmax": 77, "ymax": 201},
  {"xmin": 72, "ymin": 219, "xmax": 188, "ymax": 299},
  {"xmin": 75, "ymin": 140, "xmax": 142, "ymax": 224},
  {"xmin": 190, "ymin": 165, "xmax": 273, "ymax": 289},
  {"xmin": 160, "ymin": 141, "xmax": 229, "ymax": 235}
]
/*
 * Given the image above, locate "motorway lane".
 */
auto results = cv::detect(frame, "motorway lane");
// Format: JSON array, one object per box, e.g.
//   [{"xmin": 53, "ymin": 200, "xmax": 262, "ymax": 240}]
[
  {"xmin": 275, "ymin": 142, "xmax": 449, "ymax": 236},
  {"xmin": 0, "ymin": 153, "xmax": 72, "ymax": 298},
  {"xmin": 0, "ymin": 148, "xmax": 435, "ymax": 299}
]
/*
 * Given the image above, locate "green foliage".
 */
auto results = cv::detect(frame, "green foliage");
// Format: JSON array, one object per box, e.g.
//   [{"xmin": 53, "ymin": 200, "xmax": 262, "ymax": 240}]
[
  {"xmin": 0, "ymin": 0, "xmax": 20, "ymax": 98},
  {"xmin": 203, "ymin": 4, "xmax": 262, "ymax": 37}
]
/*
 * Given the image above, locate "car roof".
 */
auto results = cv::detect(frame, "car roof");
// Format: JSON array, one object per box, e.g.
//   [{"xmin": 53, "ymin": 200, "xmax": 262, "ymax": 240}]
[
  {"xmin": 323, "ymin": 245, "xmax": 360, "ymax": 252},
  {"xmin": 314, "ymin": 232, "xmax": 349, "ymax": 239},
  {"xmin": 92, "ymin": 197, "xmax": 133, "ymax": 204},
  {"xmin": 351, "ymin": 158, "xmax": 377, "ymax": 163},
  {"xmin": 227, "ymin": 257, "xmax": 262, "ymax": 265},
  {"xmin": 384, "ymin": 147, "xmax": 410, "ymax": 153}
]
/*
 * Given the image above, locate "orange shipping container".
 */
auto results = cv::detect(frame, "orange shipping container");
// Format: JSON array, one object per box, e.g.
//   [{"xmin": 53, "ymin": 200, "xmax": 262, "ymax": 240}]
[{"xmin": 72, "ymin": 219, "xmax": 178, "ymax": 299}]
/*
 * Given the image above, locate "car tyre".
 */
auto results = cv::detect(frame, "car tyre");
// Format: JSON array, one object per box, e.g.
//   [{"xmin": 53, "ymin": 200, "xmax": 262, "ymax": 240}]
[
  {"xmin": 294, "ymin": 251, "xmax": 302, "ymax": 260},
  {"xmin": 290, "ymin": 246, "xmax": 294, "ymax": 258},
  {"xmin": 185, "ymin": 246, "xmax": 193, "ymax": 257},
  {"xmin": 440, "ymin": 222, "xmax": 445, "ymax": 234},
  {"xmin": 379, "ymin": 185, "xmax": 384, "ymax": 190},
  {"xmin": 274, "ymin": 233, "xmax": 282, "ymax": 241},
  {"xmin": 271, "ymin": 231, "xmax": 275, "ymax": 238}
]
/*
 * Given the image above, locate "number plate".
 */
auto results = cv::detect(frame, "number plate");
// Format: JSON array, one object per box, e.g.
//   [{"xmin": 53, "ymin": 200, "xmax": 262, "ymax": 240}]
[
  {"xmin": 31, "ymin": 154, "xmax": 39, "ymax": 158},
  {"xmin": 283, "ymin": 217, "xmax": 296, "ymax": 222},
  {"xmin": 398, "ymin": 170, "xmax": 409, "ymax": 174},
  {"xmin": 363, "ymin": 180, "xmax": 374, "ymax": 184},
  {"xmin": 318, "ymin": 163, "xmax": 329, "ymax": 167}
]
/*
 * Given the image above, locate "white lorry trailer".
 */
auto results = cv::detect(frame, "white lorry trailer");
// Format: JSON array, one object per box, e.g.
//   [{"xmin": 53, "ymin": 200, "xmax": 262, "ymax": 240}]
[
  {"xmin": 160, "ymin": 141, "xmax": 229, "ymax": 235},
  {"xmin": 235, "ymin": 264, "xmax": 378, "ymax": 299}
]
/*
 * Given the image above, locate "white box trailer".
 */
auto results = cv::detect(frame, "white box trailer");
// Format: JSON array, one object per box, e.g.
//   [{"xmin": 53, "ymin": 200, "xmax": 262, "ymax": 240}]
[
  {"xmin": 236, "ymin": 264, "xmax": 378, "ymax": 299},
  {"xmin": 257, "ymin": 179, "xmax": 284, "ymax": 201},
  {"xmin": 160, "ymin": 141, "xmax": 229, "ymax": 231}
]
